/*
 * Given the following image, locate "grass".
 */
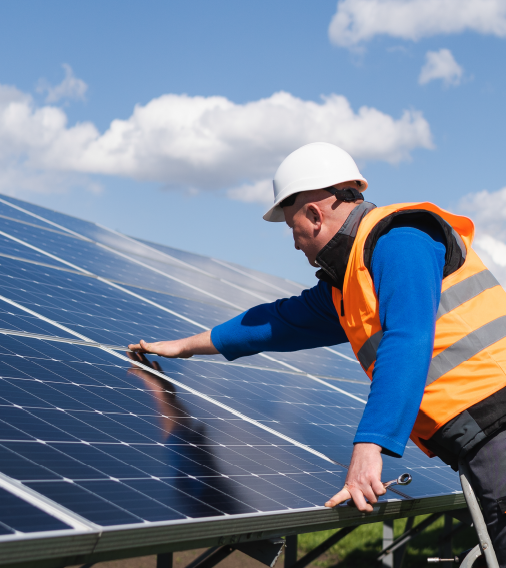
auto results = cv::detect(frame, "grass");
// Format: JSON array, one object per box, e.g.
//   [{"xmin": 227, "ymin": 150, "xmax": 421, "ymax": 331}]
[{"xmin": 295, "ymin": 514, "xmax": 478, "ymax": 567}]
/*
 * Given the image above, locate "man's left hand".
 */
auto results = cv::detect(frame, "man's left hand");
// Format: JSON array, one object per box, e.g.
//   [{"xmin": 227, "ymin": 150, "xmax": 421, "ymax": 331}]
[{"xmin": 324, "ymin": 443, "xmax": 386, "ymax": 512}]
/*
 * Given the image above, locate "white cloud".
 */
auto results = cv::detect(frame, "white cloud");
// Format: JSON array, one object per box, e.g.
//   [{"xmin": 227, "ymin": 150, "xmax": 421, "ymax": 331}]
[
  {"xmin": 37, "ymin": 64, "xmax": 88, "ymax": 103},
  {"xmin": 0, "ymin": 84, "xmax": 433, "ymax": 200},
  {"xmin": 329, "ymin": 0, "xmax": 506, "ymax": 47},
  {"xmin": 419, "ymin": 49, "xmax": 463, "ymax": 86},
  {"xmin": 459, "ymin": 186, "xmax": 506, "ymax": 284},
  {"xmin": 227, "ymin": 179, "xmax": 273, "ymax": 205}
]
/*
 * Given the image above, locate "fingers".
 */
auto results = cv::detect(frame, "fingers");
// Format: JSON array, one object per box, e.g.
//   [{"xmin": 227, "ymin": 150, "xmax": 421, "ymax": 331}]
[
  {"xmin": 348, "ymin": 486, "xmax": 374, "ymax": 512},
  {"xmin": 325, "ymin": 486, "xmax": 374, "ymax": 512},
  {"xmin": 371, "ymin": 478, "xmax": 387, "ymax": 497},
  {"xmin": 127, "ymin": 340, "xmax": 185, "ymax": 358},
  {"xmin": 128, "ymin": 341, "xmax": 148, "ymax": 352},
  {"xmin": 128, "ymin": 339, "xmax": 156, "ymax": 353},
  {"xmin": 359, "ymin": 482, "xmax": 381, "ymax": 506},
  {"xmin": 139, "ymin": 339, "xmax": 152, "ymax": 352},
  {"xmin": 324, "ymin": 487, "xmax": 351, "ymax": 508},
  {"xmin": 324, "ymin": 482, "xmax": 384, "ymax": 512},
  {"xmin": 326, "ymin": 443, "xmax": 384, "ymax": 512}
]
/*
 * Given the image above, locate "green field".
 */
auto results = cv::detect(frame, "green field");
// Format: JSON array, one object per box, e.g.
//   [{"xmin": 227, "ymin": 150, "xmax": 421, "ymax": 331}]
[{"xmin": 295, "ymin": 514, "xmax": 478, "ymax": 567}]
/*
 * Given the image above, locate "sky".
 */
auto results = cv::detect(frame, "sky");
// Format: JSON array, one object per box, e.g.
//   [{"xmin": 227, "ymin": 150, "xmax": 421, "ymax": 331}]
[{"xmin": 0, "ymin": 0, "xmax": 506, "ymax": 286}]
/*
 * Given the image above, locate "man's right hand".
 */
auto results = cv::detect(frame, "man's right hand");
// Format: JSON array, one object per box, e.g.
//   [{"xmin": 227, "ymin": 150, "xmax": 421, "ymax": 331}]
[
  {"xmin": 128, "ymin": 330, "xmax": 219, "ymax": 359},
  {"xmin": 324, "ymin": 442, "xmax": 385, "ymax": 512}
]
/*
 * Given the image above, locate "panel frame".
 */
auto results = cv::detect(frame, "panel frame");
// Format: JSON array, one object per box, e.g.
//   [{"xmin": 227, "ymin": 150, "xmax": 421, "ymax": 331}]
[{"xmin": 0, "ymin": 492, "xmax": 466, "ymax": 568}]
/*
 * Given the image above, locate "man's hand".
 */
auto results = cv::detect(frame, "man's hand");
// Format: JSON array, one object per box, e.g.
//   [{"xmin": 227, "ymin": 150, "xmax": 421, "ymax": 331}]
[
  {"xmin": 128, "ymin": 339, "xmax": 193, "ymax": 358},
  {"xmin": 128, "ymin": 330, "xmax": 219, "ymax": 359},
  {"xmin": 325, "ymin": 443, "xmax": 386, "ymax": 512}
]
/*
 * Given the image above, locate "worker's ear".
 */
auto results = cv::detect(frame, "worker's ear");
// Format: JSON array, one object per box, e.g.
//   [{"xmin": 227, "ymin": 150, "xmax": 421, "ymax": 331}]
[{"xmin": 306, "ymin": 203, "xmax": 323, "ymax": 231}]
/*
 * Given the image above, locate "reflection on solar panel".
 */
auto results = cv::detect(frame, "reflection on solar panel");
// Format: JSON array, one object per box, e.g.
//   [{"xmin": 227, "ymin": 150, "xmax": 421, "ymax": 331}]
[{"xmin": 0, "ymin": 194, "xmax": 464, "ymax": 567}]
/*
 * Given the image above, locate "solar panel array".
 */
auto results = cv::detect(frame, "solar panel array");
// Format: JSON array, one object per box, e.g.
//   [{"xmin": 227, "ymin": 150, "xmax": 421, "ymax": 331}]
[{"xmin": 0, "ymin": 195, "xmax": 462, "ymax": 561}]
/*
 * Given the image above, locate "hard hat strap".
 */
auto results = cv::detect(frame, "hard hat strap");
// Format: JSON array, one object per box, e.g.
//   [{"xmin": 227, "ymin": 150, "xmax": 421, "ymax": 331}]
[{"xmin": 324, "ymin": 186, "xmax": 364, "ymax": 203}]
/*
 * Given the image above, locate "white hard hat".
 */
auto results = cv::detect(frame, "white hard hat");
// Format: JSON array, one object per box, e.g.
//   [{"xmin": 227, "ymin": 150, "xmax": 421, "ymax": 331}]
[{"xmin": 263, "ymin": 142, "xmax": 368, "ymax": 222}]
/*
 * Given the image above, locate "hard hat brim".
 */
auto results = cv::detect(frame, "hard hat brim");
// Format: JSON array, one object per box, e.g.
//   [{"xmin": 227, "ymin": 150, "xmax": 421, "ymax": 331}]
[{"xmin": 263, "ymin": 203, "xmax": 287, "ymax": 222}]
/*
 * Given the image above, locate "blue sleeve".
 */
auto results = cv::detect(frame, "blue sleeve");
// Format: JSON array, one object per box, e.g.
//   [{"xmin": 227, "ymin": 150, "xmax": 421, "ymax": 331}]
[
  {"xmin": 211, "ymin": 280, "xmax": 347, "ymax": 361},
  {"xmin": 353, "ymin": 227, "xmax": 446, "ymax": 457}
]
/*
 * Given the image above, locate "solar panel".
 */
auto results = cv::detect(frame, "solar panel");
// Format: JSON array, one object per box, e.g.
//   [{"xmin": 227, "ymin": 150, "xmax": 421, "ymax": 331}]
[
  {"xmin": 0, "ymin": 486, "xmax": 72, "ymax": 534},
  {"xmin": 0, "ymin": 194, "xmax": 465, "ymax": 567}
]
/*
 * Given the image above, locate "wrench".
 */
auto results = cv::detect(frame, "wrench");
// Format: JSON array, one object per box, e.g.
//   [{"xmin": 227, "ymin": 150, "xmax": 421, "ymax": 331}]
[{"xmin": 383, "ymin": 472, "xmax": 412, "ymax": 488}]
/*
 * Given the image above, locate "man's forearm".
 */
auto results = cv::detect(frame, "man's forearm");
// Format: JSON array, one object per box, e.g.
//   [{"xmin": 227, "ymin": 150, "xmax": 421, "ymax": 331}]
[
  {"xmin": 128, "ymin": 330, "xmax": 219, "ymax": 358},
  {"xmin": 181, "ymin": 331, "xmax": 219, "ymax": 356}
]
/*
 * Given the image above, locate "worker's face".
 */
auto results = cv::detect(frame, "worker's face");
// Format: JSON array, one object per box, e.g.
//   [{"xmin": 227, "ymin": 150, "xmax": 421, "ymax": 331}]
[
  {"xmin": 284, "ymin": 203, "xmax": 324, "ymax": 267},
  {"xmin": 284, "ymin": 187, "xmax": 360, "ymax": 266}
]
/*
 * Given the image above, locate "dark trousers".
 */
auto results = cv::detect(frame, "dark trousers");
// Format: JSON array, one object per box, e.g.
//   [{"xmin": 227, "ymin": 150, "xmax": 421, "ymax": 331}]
[{"xmin": 464, "ymin": 428, "xmax": 506, "ymax": 566}]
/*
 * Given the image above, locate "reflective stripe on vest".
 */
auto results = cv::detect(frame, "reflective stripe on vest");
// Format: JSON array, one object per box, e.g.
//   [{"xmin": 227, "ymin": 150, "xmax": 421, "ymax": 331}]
[
  {"xmin": 357, "ymin": 269, "xmax": 501, "ymax": 373},
  {"xmin": 436, "ymin": 269, "xmax": 499, "ymax": 320},
  {"xmin": 426, "ymin": 314, "xmax": 506, "ymax": 386}
]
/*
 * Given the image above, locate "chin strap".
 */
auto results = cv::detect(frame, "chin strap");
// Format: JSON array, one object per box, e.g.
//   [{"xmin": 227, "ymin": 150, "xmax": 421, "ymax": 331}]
[{"xmin": 324, "ymin": 186, "xmax": 364, "ymax": 202}]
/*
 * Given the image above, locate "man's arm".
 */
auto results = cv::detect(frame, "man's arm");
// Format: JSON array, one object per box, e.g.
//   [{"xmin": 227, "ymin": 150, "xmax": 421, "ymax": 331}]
[
  {"xmin": 325, "ymin": 224, "xmax": 446, "ymax": 511},
  {"xmin": 210, "ymin": 280, "xmax": 347, "ymax": 360},
  {"xmin": 130, "ymin": 280, "xmax": 347, "ymax": 359}
]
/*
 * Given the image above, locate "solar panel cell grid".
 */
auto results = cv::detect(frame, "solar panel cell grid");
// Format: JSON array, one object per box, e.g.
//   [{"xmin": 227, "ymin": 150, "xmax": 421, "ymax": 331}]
[
  {"xmin": 0, "ymin": 257, "xmax": 297, "ymax": 372},
  {"xmin": 0, "ymin": 217, "xmax": 272, "ymax": 310},
  {"xmin": 0, "ymin": 258, "xmax": 203, "ymax": 343},
  {"xmin": 0, "ymin": 194, "xmax": 304, "ymax": 300},
  {"xmin": 0, "ymin": 205, "xmax": 366, "ymax": 381},
  {"xmin": 0, "ymin": 335, "xmax": 352, "ymax": 528},
  {"xmin": 136, "ymin": 239, "xmax": 301, "ymax": 299},
  {"xmin": 0, "ymin": 193, "xmax": 463, "ymax": 556},
  {"xmin": 0, "ymin": 487, "xmax": 71, "ymax": 534},
  {"xmin": 137, "ymin": 238, "xmax": 306, "ymax": 297},
  {"xmin": 0, "ymin": 285, "xmax": 459, "ymax": 502}
]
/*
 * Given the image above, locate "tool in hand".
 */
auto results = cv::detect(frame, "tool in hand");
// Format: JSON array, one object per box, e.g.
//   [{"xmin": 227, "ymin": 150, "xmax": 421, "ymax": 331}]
[{"xmin": 346, "ymin": 473, "xmax": 412, "ymax": 506}]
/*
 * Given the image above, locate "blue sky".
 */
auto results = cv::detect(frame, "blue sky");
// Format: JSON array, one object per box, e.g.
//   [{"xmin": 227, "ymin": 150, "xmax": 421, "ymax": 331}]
[{"xmin": 1, "ymin": 0, "xmax": 506, "ymax": 285}]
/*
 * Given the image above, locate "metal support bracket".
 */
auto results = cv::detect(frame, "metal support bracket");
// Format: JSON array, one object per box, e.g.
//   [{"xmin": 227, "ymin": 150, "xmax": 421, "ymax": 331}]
[
  {"xmin": 459, "ymin": 460, "xmax": 499, "ymax": 568},
  {"xmin": 235, "ymin": 538, "xmax": 286, "ymax": 567},
  {"xmin": 284, "ymin": 535, "xmax": 297, "ymax": 567},
  {"xmin": 157, "ymin": 552, "xmax": 173, "ymax": 568},
  {"xmin": 183, "ymin": 546, "xmax": 235, "ymax": 568},
  {"xmin": 182, "ymin": 538, "xmax": 286, "ymax": 568},
  {"xmin": 460, "ymin": 544, "xmax": 486, "ymax": 568},
  {"xmin": 377, "ymin": 513, "xmax": 442, "ymax": 564}
]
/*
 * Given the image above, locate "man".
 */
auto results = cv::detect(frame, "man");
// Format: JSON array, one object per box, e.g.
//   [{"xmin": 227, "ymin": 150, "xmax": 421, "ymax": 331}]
[{"xmin": 130, "ymin": 142, "xmax": 506, "ymax": 562}]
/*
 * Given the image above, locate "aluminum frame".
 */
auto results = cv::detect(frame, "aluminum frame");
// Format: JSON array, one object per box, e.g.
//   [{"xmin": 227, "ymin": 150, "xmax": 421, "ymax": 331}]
[{"xmin": 0, "ymin": 493, "xmax": 466, "ymax": 568}]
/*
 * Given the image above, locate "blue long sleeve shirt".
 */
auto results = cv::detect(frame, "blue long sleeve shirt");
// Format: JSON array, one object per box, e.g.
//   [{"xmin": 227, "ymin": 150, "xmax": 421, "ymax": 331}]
[{"xmin": 211, "ymin": 223, "xmax": 446, "ymax": 457}]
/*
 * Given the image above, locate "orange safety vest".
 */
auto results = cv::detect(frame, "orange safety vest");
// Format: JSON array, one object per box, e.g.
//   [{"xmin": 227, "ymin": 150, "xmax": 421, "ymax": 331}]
[{"xmin": 331, "ymin": 202, "xmax": 506, "ymax": 456}]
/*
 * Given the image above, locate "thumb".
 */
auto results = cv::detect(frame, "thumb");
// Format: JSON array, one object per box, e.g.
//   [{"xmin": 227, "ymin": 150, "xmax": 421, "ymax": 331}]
[{"xmin": 325, "ymin": 487, "xmax": 351, "ymax": 508}]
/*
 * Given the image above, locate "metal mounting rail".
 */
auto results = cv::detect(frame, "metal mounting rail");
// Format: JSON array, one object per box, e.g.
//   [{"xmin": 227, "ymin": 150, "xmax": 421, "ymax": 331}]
[{"xmin": 459, "ymin": 460, "xmax": 499, "ymax": 568}]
